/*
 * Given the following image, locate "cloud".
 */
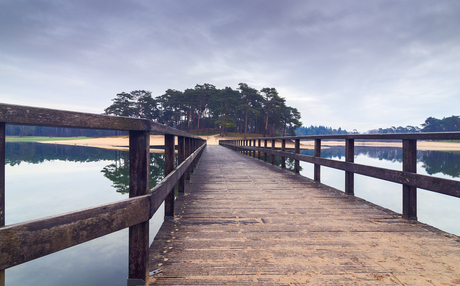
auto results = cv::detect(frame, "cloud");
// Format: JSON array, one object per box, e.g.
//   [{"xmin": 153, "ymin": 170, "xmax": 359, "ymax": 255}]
[{"xmin": 1, "ymin": 0, "xmax": 459, "ymax": 131}]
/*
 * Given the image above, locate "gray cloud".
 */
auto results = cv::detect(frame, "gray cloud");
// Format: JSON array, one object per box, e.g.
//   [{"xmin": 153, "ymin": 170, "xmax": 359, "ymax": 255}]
[{"xmin": 1, "ymin": 0, "xmax": 459, "ymax": 131}]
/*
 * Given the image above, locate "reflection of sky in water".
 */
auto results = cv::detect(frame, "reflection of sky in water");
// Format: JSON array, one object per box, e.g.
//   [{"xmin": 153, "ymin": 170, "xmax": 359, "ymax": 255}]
[
  {"xmin": 300, "ymin": 152, "xmax": 460, "ymax": 236},
  {"xmin": 5, "ymin": 158, "xmax": 165, "ymax": 286}
]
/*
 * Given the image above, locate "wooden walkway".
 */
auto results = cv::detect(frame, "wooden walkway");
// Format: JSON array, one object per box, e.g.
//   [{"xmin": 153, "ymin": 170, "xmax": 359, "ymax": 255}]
[{"xmin": 148, "ymin": 145, "xmax": 460, "ymax": 285}]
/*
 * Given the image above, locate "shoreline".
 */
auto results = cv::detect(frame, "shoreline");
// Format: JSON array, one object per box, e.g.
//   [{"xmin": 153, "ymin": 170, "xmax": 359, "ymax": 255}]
[{"xmin": 33, "ymin": 135, "xmax": 460, "ymax": 152}]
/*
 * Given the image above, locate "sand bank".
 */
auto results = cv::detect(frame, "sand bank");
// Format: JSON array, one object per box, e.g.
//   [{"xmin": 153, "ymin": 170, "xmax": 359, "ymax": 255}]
[{"xmin": 38, "ymin": 135, "xmax": 460, "ymax": 152}]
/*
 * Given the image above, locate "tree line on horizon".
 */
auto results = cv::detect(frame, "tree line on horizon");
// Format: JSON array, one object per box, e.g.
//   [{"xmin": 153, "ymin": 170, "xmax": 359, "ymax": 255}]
[
  {"xmin": 104, "ymin": 83, "xmax": 301, "ymax": 138},
  {"xmin": 296, "ymin": 115, "xmax": 460, "ymax": 136}
]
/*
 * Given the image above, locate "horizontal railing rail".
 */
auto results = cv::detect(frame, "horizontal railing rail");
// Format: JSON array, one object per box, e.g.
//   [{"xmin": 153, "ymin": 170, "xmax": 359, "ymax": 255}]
[
  {"xmin": 220, "ymin": 132, "xmax": 460, "ymax": 222},
  {"xmin": 0, "ymin": 103, "xmax": 206, "ymax": 285}
]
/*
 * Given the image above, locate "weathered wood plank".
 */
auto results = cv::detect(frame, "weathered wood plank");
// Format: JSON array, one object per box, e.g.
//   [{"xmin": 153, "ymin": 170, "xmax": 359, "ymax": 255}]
[
  {"xmin": 0, "ymin": 103, "xmax": 197, "ymax": 138},
  {"xmin": 0, "ymin": 196, "xmax": 150, "ymax": 270},
  {"xmin": 149, "ymin": 145, "xmax": 460, "ymax": 285},
  {"xmin": 128, "ymin": 131, "xmax": 150, "ymax": 282},
  {"xmin": 220, "ymin": 143, "xmax": 460, "ymax": 198}
]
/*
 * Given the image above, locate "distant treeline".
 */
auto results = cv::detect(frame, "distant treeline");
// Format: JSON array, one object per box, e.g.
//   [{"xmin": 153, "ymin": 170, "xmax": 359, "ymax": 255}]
[
  {"xmin": 295, "ymin": 125, "xmax": 350, "ymax": 136},
  {"xmin": 368, "ymin": 115, "xmax": 460, "ymax": 134},
  {"xmin": 104, "ymin": 83, "xmax": 301, "ymax": 137},
  {"xmin": 5, "ymin": 125, "xmax": 117, "ymax": 137}
]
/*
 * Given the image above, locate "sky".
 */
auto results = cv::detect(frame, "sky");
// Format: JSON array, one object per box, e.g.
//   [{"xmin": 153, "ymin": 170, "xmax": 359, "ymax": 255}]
[{"xmin": 1, "ymin": 0, "xmax": 459, "ymax": 132}]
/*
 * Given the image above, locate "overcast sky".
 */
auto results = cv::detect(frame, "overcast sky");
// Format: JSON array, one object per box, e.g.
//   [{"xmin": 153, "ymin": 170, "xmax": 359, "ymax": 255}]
[{"xmin": 1, "ymin": 0, "xmax": 459, "ymax": 132}]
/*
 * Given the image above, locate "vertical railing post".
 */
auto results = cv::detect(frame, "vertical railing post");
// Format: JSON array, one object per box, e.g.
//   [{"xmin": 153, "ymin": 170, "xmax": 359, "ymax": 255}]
[
  {"xmin": 281, "ymin": 139, "xmax": 286, "ymax": 169},
  {"xmin": 271, "ymin": 139, "xmax": 276, "ymax": 165},
  {"xmin": 403, "ymin": 139, "xmax": 417, "ymax": 220},
  {"xmin": 258, "ymin": 139, "xmax": 261, "ymax": 159},
  {"xmin": 128, "ymin": 130, "xmax": 150, "ymax": 285},
  {"xmin": 295, "ymin": 139, "xmax": 300, "ymax": 174},
  {"xmin": 345, "ymin": 139, "xmax": 354, "ymax": 196},
  {"xmin": 252, "ymin": 140, "xmax": 256, "ymax": 157},
  {"xmin": 185, "ymin": 137, "xmax": 191, "ymax": 181},
  {"xmin": 264, "ymin": 139, "xmax": 268, "ymax": 162},
  {"xmin": 0, "ymin": 123, "xmax": 5, "ymax": 286},
  {"xmin": 178, "ymin": 136, "xmax": 185, "ymax": 196},
  {"xmin": 164, "ymin": 134, "xmax": 175, "ymax": 219},
  {"xmin": 314, "ymin": 139, "xmax": 321, "ymax": 182}
]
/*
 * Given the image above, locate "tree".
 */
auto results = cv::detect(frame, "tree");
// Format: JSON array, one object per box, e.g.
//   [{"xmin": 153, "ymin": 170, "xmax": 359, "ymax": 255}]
[
  {"xmin": 104, "ymin": 90, "xmax": 157, "ymax": 119},
  {"xmin": 260, "ymin": 87, "xmax": 284, "ymax": 137},
  {"xmin": 238, "ymin": 83, "xmax": 263, "ymax": 139}
]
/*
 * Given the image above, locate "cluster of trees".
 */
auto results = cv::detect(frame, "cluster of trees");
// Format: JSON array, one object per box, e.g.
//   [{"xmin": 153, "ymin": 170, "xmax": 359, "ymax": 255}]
[
  {"xmin": 367, "ymin": 126, "xmax": 421, "ymax": 134},
  {"xmin": 296, "ymin": 125, "xmax": 350, "ymax": 136},
  {"xmin": 421, "ymin": 116, "xmax": 460, "ymax": 132},
  {"xmin": 104, "ymin": 83, "xmax": 301, "ymax": 138},
  {"xmin": 367, "ymin": 116, "xmax": 460, "ymax": 134}
]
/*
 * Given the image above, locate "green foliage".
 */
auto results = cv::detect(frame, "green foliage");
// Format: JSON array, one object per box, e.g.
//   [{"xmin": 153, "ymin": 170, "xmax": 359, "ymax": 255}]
[
  {"xmin": 105, "ymin": 83, "xmax": 302, "ymax": 137},
  {"xmin": 421, "ymin": 116, "xmax": 460, "ymax": 132},
  {"xmin": 296, "ymin": 125, "xmax": 349, "ymax": 136}
]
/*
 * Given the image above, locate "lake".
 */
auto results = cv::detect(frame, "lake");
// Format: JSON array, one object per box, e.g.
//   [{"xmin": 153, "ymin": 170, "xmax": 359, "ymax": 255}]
[{"xmin": 3, "ymin": 142, "xmax": 460, "ymax": 285}]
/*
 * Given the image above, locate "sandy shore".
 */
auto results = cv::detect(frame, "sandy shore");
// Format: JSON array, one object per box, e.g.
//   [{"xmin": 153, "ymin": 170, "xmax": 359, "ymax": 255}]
[{"xmin": 38, "ymin": 135, "xmax": 460, "ymax": 151}]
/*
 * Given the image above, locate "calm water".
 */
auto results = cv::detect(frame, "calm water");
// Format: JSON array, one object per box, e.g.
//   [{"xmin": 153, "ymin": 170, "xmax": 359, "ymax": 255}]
[
  {"xmin": 298, "ymin": 146, "xmax": 460, "ymax": 236},
  {"xmin": 4, "ymin": 142, "xmax": 167, "ymax": 286},
  {"xmin": 4, "ymin": 142, "xmax": 460, "ymax": 285}
]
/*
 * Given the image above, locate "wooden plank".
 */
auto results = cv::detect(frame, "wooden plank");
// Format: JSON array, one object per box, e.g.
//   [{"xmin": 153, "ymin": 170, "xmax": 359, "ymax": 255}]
[
  {"xmin": 223, "ymin": 131, "xmax": 460, "ymax": 141},
  {"xmin": 281, "ymin": 139, "xmax": 286, "ymax": 169},
  {"xmin": 128, "ymin": 131, "xmax": 150, "ymax": 283},
  {"xmin": 0, "ymin": 196, "xmax": 150, "ymax": 270},
  {"xmin": 345, "ymin": 139, "xmax": 354, "ymax": 196},
  {"xmin": 0, "ymin": 103, "xmax": 198, "ymax": 138},
  {"xmin": 178, "ymin": 136, "xmax": 185, "ymax": 196},
  {"xmin": 294, "ymin": 139, "xmax": 300, "ymax": 173},
  {"xmin": 164, "ymin": 134, "xmax": 175, "ymax": 219},
  {"xmin": 314, "ymin": 139, "xmax": 321, "ymax": 182},
  {"xmin": 403, "ymin": 139, "xmax": 417, "ymax": 220},
  {"xmin": 149, "ymin": 145, "xmax": 460, "ymax": 285},
  {"xmin": 220, "ymin": 143, "xmax": 460, "ymax": 199}
]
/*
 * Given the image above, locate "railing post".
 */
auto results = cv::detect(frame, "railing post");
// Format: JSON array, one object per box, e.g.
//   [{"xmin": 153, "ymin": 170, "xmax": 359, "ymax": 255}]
[
  {"xmin": 281, "ymin": 139, "xmax": 286, "ymax": 169},
  {"xmin": 185, "ymin": 137, "xmax": 191, "ymax": 181},
  {"xmin": 271, "ymin": 139, "xmax": 276, "ymax": 165},
  {"xmin": 178, "ymin": 136, "xmax": 185, "ymax": 196},
  {"xmin": 252, "ymin": 140, "xmax": 256, "ymax": 157},
  {"xmin": 295, "ymin": 139, "xmax": 300, "ymax": 174},
  {"xmin": 128, "ymin": 130, "xmax": 150, "ymax": 285},
  {"xmin": 403, "ymin": 139, "xmax": 417, "ymax": 220},
  {"xmin": 264, "ymin": 140, "xmax": 268, "ymax": 162},
  {"xmin": 345, "ymin": 139, "xmax": 354, "ymax": 196},
  {"xmin": 258, "ymin": 139, "xmax": 261, "ymax": 159},
  {"xmin": 314, "ymin": 139, "xmax": 321, "ymax": 182},
  {"xmin": 164, "ymin": 134, "xmax": 175, "ymax": 219},
  {"xmin": 0, "ymin": 123, "xmax": 5, "ymax": 286}
]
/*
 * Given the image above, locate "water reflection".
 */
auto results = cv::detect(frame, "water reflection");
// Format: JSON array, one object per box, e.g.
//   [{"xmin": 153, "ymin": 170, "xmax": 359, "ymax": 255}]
[
  {"xmin": 100, "ymin": 152, "xmax": 165, "ymax": 194},
  {"xmin": 6, "ymin": 142, "xmax": 169, "ymax": 194},
  {"xmin": 300, "ymin": 146, "xmax": 460, "ymax": 178},
  {"xmin": 4, "ymin": 142, "xmax": 168, "ymax": 286}
]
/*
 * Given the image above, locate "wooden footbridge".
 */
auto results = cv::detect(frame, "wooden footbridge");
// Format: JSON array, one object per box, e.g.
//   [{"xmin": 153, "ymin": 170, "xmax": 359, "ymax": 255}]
[{"xmin": 1, "ymin": 104, "xmax": 460, "ymax": 285}]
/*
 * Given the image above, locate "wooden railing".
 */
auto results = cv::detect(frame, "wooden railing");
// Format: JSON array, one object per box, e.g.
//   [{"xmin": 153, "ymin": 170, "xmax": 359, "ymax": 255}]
[
  {"xmin": 0, "ymin": 103, "xmax": 206, "ymax": 286},
  {"xmin": 220, "ymin": 133, "xmax": 460, "ymax": 221}
]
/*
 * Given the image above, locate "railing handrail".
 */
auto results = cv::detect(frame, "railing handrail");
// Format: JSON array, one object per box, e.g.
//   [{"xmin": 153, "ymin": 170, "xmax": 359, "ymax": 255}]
[
  {"xmin": 244, "ymin": 132, "xmax": 460, "ymax": 141},
  {"xmin": 0, "ymin": 103, "xmax": 198, "ymax": 138},
  {"xmin": 0, "ymin": 103, "xmax": 207, "ymax": 285},
  {"xmin": 220, "ymin": 134, "xmax": 460, "ymax": 222}
]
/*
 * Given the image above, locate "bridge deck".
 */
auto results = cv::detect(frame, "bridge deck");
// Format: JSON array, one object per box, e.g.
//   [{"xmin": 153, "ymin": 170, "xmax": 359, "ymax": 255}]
[{"xmin": 148, "ymin": 145, "xmax": 460, "ymax": 285}]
